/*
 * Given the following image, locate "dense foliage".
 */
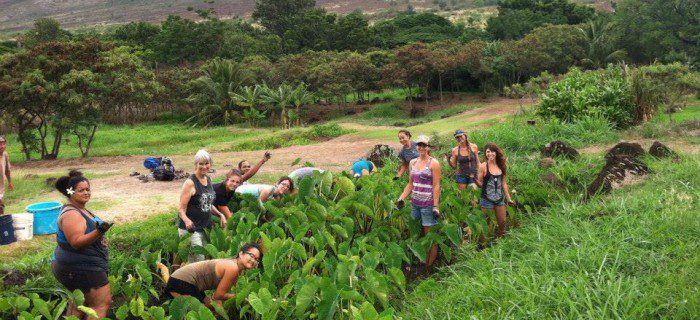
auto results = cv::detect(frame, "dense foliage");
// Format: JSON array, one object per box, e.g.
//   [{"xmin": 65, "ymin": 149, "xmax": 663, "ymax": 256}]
[{"xmin": 537, "ymin": 63, "xmax": 699, "ymax": 128}]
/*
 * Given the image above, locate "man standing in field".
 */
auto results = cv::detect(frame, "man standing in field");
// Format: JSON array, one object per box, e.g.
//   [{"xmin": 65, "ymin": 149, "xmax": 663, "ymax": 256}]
[{"xmin": 0, "ymin": 135, "xmax": 14, "ymax": 215}]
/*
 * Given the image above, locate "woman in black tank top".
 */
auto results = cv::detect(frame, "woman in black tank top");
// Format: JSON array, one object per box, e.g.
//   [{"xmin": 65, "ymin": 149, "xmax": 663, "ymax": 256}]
[
  {"xmin": 450, "ymin": 130, "xmax": 480, "ymax": 190},
  {"xmin": 178, "ymin": 150, "xmax": 216, "ymax": 262},
  {"xmin": 477, "ymin": 143, "xmax": 514, "ymax": 238}
]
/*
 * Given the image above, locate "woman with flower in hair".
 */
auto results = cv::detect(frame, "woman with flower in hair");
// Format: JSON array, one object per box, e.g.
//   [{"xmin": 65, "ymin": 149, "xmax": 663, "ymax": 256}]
[{"xmin": 52, "ymin": 170, "xmax": 113, "ymax": 319}]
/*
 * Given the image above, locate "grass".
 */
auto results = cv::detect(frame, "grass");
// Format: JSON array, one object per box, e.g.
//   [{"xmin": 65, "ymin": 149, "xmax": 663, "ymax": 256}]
[
  {"xmin": 631, "ymin": 99, "xmax": 700, "ymax": 142},
  {"xmin": 396, "ymin": 156, "xmax": 700, "ymax": 319},
  {"xmin": 5, "ymin": 123, "xmax": 353, "ymax": 163}
]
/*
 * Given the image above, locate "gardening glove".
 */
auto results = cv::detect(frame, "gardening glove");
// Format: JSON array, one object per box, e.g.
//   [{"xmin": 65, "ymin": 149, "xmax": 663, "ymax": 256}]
[
  {"xmin": 433, "ymin": 207, "xmax": 440, "ymax": 218},
  {"xmin": 396, "ymin": 199, "xmax": 405, "ymax": 210},
  {"xmin": 96, "ymin": 221, "xmax": 113, "ymax": 234},
  {"xmin": 264, "ymin": 151, "xmax": 272, "ymax": 161}
]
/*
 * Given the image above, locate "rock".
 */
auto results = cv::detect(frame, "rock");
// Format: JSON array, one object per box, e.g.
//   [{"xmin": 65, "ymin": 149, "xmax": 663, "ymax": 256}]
[
  {"xmin": 539, "ymin": 157, "xmax": 554, "ymax": 168},
  {"xmin": 541, "ymin": 141, "xmax": 579, "ymax": 160},
  {"xmin": 540, "ymin": 172, "xmax": 561, "ymax": 186},
  {"xmin": 605, "ymin": 142, "xmax": 645, "ymax": 161},
  {"xmin": 648, "ymin": 141, "xmax": 678, "ymax": 159},
  {"xmin": 527, "ymin": 120, "xmax": 536, "ymax": 125},
  {"xmin": 365, "ymin": 144, "xmax": 396, "ymax": 168},
  {"xmin": 587, "ymin": 156, "xmax": 649, "ymax": 198}
]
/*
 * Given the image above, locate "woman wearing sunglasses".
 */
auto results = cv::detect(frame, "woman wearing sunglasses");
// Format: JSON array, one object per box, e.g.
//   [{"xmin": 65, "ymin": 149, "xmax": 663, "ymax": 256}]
[
  {"xmin": 166, "ymin": 243, "xmax": 262, "ymax": 307},
  {"xmin": 449, "ymin": 129, "xmax": 480, "ymax": 190}
]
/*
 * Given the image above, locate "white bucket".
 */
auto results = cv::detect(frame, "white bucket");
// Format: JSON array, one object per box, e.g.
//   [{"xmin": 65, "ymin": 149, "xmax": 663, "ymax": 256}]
[{"xmin": 12, "ymin": 213, "xmax": 34, "ymax": 241}]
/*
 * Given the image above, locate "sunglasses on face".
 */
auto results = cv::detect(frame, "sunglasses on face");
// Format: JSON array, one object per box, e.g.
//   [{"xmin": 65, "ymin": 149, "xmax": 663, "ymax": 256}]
[{"xmin": 245, "ymin": 251, "xmax": 259, "ymax": 263}]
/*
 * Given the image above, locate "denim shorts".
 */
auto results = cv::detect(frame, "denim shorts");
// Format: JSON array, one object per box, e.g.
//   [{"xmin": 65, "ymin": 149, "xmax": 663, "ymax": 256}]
[
  {"xmin": 456, "ymin": 175, "xmax": 476, "ymax": 185},
  {"xmin": 411, "ymin": 204, "xmax": 439, "ymax": 227},
  {"xmin": 480, "ymin": 197, "xmax": 505, "ymax": 209}
]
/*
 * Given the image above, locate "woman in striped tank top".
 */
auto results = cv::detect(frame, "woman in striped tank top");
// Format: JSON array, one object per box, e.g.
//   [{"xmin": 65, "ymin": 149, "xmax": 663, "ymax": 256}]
[{"xmin": 397, "ymin": 135, "xmax": 442, "ymax": 269}]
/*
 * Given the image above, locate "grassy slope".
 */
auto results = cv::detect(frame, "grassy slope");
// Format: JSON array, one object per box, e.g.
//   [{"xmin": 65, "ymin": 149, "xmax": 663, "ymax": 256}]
[{"xmin": 397, "ymin": 156, "xmax": 699, "ymax": 319}]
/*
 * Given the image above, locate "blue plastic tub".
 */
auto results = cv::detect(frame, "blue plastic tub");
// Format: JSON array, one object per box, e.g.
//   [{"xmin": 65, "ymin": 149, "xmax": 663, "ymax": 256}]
[
  {"xmin": 26, "ymin": 201, "xmax": 63, "ymax": 235},
  {"xmin": 0, "ymin": 215, "xmax": 16, "ymax": 245}
]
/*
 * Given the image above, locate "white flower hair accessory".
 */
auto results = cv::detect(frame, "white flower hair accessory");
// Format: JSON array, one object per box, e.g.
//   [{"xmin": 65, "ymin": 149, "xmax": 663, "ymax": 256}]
[{"xmin": 66, "ymin": 187, "xmax": 75, "ymax": 195}]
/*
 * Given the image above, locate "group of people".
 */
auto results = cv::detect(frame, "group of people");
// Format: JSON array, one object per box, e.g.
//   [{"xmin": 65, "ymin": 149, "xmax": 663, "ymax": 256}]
[{"xmin": 47, "ymin": 128, "xmax": 514, "ymax": 319}]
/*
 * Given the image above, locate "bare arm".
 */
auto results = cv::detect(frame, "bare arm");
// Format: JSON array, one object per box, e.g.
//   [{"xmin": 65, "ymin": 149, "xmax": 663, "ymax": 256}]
[
  {"xmin": 241, "ymin": 153, "xmax": 270, "ymax": 182},
  {"xmin": 431, "ymin": 159, "xmax": 441, "ymax": 208},
  {"xmin": 178, "ymin": 180, "xmax": 195, "ymax": 230},
  {"xmin": 449, "ymin": 148, "xmax": 457, "ymax": 169},
  {"xmin": 398, "ymin": 160, "xmax": 415, "ymax": 201},
  {"xmin": 503, "ymin": 174, "xmax": 514, "ymax": 204},
  {"xmin": 60, "ymin": 210, "xmax": 103, "ymax": 250},
  {"xmin": 212, "ymin": 261, "xmax": 239, "ymax": 302},
  {"xmin": 216, "ymin": 205, "xmax": 233, "ymax": 219},
  {"xmin": 476, "ymin": 163, "xmax": 486, "ymax": 187},
  {"xmin": 472, "ymin": 144, "xmax": 481, "ymax": 175},
  {"xmin": 258, "ymin": 186, "xmax": 273, "ymax": 203},
  {"xmin": 396, "ymin": 159, "xmax": 407, "ymax": 178}
]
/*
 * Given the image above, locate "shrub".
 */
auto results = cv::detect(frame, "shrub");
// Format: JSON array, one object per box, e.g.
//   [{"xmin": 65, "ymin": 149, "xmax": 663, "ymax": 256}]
[{"xmin": 537, "ymin": 67, "xmax": 635, "ymax": 128}]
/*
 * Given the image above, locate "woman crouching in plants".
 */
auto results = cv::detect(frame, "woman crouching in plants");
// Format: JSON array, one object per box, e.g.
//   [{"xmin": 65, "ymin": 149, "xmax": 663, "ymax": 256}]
[
  {"xmin": 52, "ymin": 170, "xmax": 113, "ymax": 319},
  {"xmin": 166, "ymin": 243, "xmax": 262, "ymax": 308},
  {"xmin": 235, "ymin": 176, "xmax": 295, "ymax": 203},
  {"xmin": 397, "ymin": 135, "xmax": 442, "ymax": 271},
  {"xmin": 476, "ymin": 143, "xmax": 514, "ymax": 238}
]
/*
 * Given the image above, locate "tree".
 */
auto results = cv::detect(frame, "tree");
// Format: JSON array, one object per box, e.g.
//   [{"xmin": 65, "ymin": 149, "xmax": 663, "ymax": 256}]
[
  {"xmin": 381, "ymin": 43, "xmax": 435, "ymax": 116},
  {"xmin": 20, "ymin": 18, "xmax": 71, "ymax": 47},
  {"xmin": 153, "ymin": 16, "xmax": 225, "ymax": 64},
  {"xmin": 0, "ymin": 39, "xmax": 161, "ymax": 159},
  {"xmin": 262, "ymin": 84, "xmax": 295, "ymax": 128},
  {"xmin": 577, "ymin": 18, "xmax": 627, "ymax": 69},
  {"xmin": 372, "ymin": 12, "xmax": 462, "ymax": 48},
  {"xmin": 186, "ymin": 58, "xmax": 251, "ymax": 126},
  {"xmin": 429, "ymin": 40, "xmax": 463, "ymax": 104},
  {"xmin": 232, "ymin": 85, "xmax": 266, "ymax": 127},
  {"xmin": 486, "ymin": 0, "xmax": 595, "ymax": 40},
  {"xmin": 290, "ymin": 83, "xmax": 315, "ymax": 126},
  {"xmin": 613, "ymin": 0, "xmax": 699, "ymax": 65},
  {"xmin": 336, "ymin": 53, "xmax": 380, "ymax": 103},
  {"xmin": 252, "ymin": 0, "xmax": 316, "ymax": 36},
  {"xmin": 333, "ymin": 11, "xmax": 376, "ymax": 51},
  {"xmin": 113, "ymin": 22, "xmax": 161, "ymax": 47}
]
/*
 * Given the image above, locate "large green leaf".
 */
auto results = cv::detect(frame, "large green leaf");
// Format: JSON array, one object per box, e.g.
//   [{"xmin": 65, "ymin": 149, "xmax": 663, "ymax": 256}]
[
  {"xmin": 442, "ymin": 223, "xmax": 462, "ymax": 246},
  {"xmin": 248, "ymin": 288, "xmax": 274, "ymax": 316},
  {"xmin": 318, "ymin": 281, "xmax": 339, "ymax": 320},
  {"xmin": 168, "ymin": 296, "xmax": 203, "ymax": 320},
  {"xmin": 388, "ymin": 267, "xmax": 406, "ymax": 292},
  {"xmin": 295, "ymin": 280, "xmax": 318, "ymax": 318}
]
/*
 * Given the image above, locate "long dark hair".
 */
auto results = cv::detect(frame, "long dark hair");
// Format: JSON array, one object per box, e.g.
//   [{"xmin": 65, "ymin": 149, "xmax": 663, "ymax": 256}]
[
  {"xmin": 55, "ymin": 170, "xmax": 89, "ymax": 198},
  {"xmin": 398, "ymin": 130, "xmax": 412, "ymax": 139},
  {"xmin": 484, "ymin": 143, "xmax": 507, "ymax": 176}
]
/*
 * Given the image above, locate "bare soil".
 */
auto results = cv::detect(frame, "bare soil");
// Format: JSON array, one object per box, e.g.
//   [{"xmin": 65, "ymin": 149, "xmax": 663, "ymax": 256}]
[{"xmin": 9, "ymin": 99, "xmax": 522, "ymax": 226}]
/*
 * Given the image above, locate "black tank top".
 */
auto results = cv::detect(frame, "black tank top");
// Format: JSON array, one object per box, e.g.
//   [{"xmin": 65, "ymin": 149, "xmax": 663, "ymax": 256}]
[
  {"xmin": 53, "ymin": 205, "xmax": 109, "ymax": 272},
  {"xmin": 481, "ymin": 163, "xmax": 504, "ymax": 203},
  {"xmin": 457, "ymin": 145, "xmax": 478, "ymax": 177},
  {"xmin": 178, "ymin": 174, "xmax": 215, "ymax": 231}
]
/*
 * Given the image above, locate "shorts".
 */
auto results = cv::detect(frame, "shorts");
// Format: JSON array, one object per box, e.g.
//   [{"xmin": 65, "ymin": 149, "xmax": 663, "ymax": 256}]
[
  {"xmin": 480, "ymin": 197, "xmax": 505, "ymax": 209},
  {"xmin": 51, "ymin": 261, "xmax": 109, "ymax": 292},
  {"xmin": 166, "ymin": 277, "xmax": 206, "ymax": 302},
  {"xmin": 456, "ymin": 175, "xmax": 476, "ymax": 185},
  {"xmin": 411, "ymin": 204, "xmax": 439, "ymax": 227}
]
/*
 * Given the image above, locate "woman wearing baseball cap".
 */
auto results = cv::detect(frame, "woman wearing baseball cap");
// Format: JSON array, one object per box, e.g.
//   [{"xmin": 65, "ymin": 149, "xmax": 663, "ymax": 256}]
[
  {"xmin": 449, "ymin": 129, "xmax": 480, "ymax": 190},
  {"xmin": 397, "ymin": 135, "xmax": 442, "ymax": 271}
]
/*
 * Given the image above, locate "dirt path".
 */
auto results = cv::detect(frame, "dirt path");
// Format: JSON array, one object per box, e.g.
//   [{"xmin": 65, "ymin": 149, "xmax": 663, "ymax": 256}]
[{"xmin": 11, "ymin": 100, "xmax": 523, "ymax": 223}]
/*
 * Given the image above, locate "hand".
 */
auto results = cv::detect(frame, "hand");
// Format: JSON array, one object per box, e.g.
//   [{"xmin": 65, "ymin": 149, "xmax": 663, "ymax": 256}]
[
  {"xmin": 96, "ymin": 221, "xmax": 113, "ymax": 233},
  {"xmin": 392, "ymin": 176, "xmax": 400, "ymax": 181},
  {"xmin": 396, "ymin": 199, "xmax": 405, "ymax": 210},
  {"xmin": 433, "ymin": 207, "xmax": 440, "ymax": 218},
  {"xmin": 507, "ymin": 199, "xmax": 515, "ymax": 206},
  {"xmin": 7, "ymin": 182, "xmax": 12, "ymax": 191},
  {"xmin": 263, "ymin": 151, "xmax": 271, "ymax": 161},
  {"xmin": 184, "ymin": 219, "xmax": 194, "ymax": 231},
  {"xmin": 219, "ymin": 216, "xmax": 227, "ymax": 229}
]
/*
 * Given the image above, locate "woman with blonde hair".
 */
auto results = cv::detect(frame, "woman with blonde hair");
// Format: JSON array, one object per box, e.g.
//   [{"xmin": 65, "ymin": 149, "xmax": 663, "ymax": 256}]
[{"xmin": 178, "ymin": 149, "xmax": 217, "ymax": 262}]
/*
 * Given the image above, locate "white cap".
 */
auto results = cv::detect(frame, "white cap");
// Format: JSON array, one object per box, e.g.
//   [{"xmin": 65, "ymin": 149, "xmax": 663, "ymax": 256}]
[{"xmin": 415, "ymin": 135, "xmax": 431, "ymax": 146}]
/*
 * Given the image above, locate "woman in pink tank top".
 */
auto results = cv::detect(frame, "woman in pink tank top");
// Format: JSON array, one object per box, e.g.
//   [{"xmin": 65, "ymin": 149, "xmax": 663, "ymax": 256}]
[{"xmin": 397, "ymin": 135, "xmax": 442, "ymax": 271}]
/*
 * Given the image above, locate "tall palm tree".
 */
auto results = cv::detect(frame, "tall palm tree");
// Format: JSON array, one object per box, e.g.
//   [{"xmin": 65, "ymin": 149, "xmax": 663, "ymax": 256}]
[
  {"xmin": 262, "ymin": 84, "xmax": 294, "ymax": 129},
  {"xmin": 186, "ymin": 58, "xmax": 250, "ymax": 126},
  {"xmin": 232, "ymin": 85, "xmax": 266, "ymax": 127},
  {"xmin": 290, "ymin": 82, "xmax": 314, "ymax": 127},
  {"xmin": 578, "ymin": 19, "xmax": 627, "ymax": 69}
]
